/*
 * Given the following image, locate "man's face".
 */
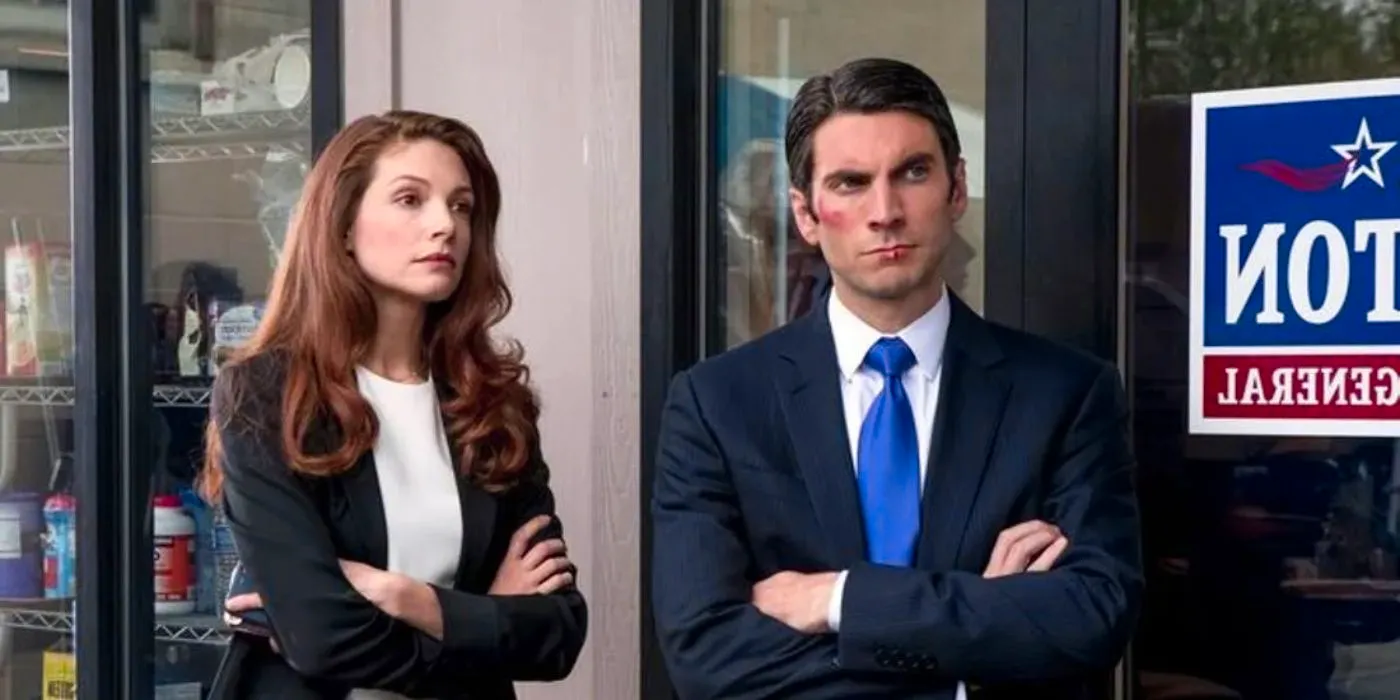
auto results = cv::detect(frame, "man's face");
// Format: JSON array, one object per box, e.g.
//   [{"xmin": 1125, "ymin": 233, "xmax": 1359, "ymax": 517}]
[{"xmin": 789, "ymin": 110, "xmax": 966, "ymax": 304}]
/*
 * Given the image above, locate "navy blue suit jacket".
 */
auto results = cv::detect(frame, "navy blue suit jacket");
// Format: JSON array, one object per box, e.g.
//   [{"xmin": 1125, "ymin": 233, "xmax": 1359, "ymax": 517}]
[{"xmin": 650, "ymin": 293, "xmax": 1143, "ymax": 699}]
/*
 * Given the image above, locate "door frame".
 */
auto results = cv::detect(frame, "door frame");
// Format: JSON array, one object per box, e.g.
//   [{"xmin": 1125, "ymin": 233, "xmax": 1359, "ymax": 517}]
[
  {"xmin": 69, "ymin": 1, "xmax": 346, "ymax": 696},
  {"xmin": 638, "ymin": 1, "xmax": 1124, "ymax": 696}
]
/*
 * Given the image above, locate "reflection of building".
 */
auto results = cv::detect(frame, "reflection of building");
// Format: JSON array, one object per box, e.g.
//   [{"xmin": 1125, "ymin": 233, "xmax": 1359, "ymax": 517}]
[
  {"xmin": 717, "ymin": 71, "xmax": 987, "ymax": 346},
  {"xmin": 718, "ymin": 137, "xmax": 827, "ymax": 344},
  {"xmin": 719, "ymin": 75, "xmax": 987, "ymax": 199}
]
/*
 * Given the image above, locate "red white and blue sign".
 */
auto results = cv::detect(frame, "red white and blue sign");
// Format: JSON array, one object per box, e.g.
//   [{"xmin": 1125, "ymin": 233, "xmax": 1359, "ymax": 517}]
[{"xmin": 1191, "ymin": 78, "xmax": 1400, "ymax": 436}]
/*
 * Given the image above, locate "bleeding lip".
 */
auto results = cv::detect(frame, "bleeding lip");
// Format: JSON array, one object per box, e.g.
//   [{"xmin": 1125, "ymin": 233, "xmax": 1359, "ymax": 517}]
[
  {"xmin": 866, "ymin": 244, "xmax": 914, "ymax": 258},
  {"xmin": 417, "ymin": 253, "xmax": 456, "ymax": 267}
]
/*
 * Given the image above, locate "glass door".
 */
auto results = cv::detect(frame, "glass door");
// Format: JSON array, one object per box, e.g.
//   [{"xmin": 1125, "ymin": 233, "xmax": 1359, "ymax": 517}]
[
  {"xmin": 640, "ymin": 1, "xmax": 1121, "ymax": 697},
  {"xmin": 138, "ymin": 1, "xmax": 315, "ymax": 695},
  {"xmin": 712, "ymin": 0, "xmax": 989, "ymax": 350},
  {"xmin": 1125, "ymin": 1, "xmax": 1400, "ymax": 699},
  {"xmin": 0, "ymin": 2, "xmax": 82, "ymax": 698}
]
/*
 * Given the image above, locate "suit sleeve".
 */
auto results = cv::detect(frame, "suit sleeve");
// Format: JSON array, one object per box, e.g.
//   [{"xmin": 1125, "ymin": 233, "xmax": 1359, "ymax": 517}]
[
  {"xmin": 426, "ymin": 456, "xmax": 588, "ymax": 683},
  {"xmin": 837, "ymin": 363, "xmax": 1144, "ymax": 682},
  {"xmin": 215, "ymin": 362, "xmax": 450, "ymax": 694},
  {"xmin": 651, "ymin": 371, "xmax": 911, "ymax": 699}
]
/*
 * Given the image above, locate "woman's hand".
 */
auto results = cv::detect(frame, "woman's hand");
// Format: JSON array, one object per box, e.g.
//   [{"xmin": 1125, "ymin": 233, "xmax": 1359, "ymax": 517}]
[
  {"xmin": 340, "ymin": 560, "xmax": 414, "ymax": 618},
  {"xmin": 224, "ymin": 593, "xmax": 280, "ymax": 652},
  {"xmin": 490, "ymin": 514, "xmax": 574, "ymax": 595},
  {"xmin": 224, "ymin": 563, "xmax": 444, "ymax": 642},
  {"xmin": 224, "ymin": 592, "xmax": 263, "ymax": 627},
  {"xmin": 339, "ymin": 559, "xmax": 443, "ymax": 639},
  {"xmin": 223, "ymin": 566, "xmax": 410, "ymax": 623}
]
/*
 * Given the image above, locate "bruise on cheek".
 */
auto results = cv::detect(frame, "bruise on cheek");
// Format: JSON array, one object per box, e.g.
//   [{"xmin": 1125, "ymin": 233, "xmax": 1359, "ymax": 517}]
[{"xmin": 815, "ymin": 202, "xmax": 846, "ymax": 229}]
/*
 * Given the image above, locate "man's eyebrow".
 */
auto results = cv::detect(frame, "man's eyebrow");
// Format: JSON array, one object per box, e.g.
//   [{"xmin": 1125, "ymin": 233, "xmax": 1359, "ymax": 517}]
[
  {"xmin": 822, "ymin": 167, "xmax": 872, "ymax": 186},
  {"xmin": 894, "ymin": 152, "xmax": 938, "ymax": 170},
  {"xmin": 820, "ymin": 153, "xmax": 938, "ymax": 187}
]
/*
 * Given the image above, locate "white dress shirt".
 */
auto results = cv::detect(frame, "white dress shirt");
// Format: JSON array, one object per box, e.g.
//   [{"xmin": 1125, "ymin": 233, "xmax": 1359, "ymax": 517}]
[{"xmin": 824, "ymin": 288, "xmax": 966, "ymax": 700}]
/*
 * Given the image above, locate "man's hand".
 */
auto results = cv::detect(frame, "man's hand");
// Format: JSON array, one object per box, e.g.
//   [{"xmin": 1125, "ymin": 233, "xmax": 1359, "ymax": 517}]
[
  {"xmin": 983, "ymin": 519, "xmax": 1069, "ymax": 578},
  {"xmin": 751, "ymin": 571, "xmax": 838, "ymax": 634}
]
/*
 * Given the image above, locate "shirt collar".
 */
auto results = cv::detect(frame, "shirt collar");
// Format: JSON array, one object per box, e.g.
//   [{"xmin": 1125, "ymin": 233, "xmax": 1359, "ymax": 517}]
[{"xmin": 827, "ymin": 286, "xmax": 951, "ymax": 381}]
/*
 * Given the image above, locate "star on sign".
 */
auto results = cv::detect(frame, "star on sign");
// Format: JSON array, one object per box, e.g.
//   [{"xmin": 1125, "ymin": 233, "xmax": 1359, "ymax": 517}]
[{"xmin": 1332, "ymin": 117, "xmax": 1396, "ymax": 189}]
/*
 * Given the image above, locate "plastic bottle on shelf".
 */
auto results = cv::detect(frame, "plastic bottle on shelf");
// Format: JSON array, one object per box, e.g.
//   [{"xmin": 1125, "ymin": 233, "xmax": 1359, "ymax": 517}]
[
  {"xmin": 43, "ymin": 492, "xmax": 76, "ymax": 599},
  {"xmin": 153, "ymin": 495, "xmax": 196, "ymax": 616},
  {"xmin": 210, "ymin": 507, "xmax": 238, "ymax": 607}
]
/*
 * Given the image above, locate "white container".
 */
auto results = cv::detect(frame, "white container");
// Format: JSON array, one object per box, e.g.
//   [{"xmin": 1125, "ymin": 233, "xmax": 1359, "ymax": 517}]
[{"xmin": 153, "ymin": 495, "xmax": 197, "ymax": 615}]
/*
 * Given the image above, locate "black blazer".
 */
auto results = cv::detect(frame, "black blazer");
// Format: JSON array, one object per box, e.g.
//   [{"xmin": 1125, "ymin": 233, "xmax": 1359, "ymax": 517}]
[
  {"xmin": 650, "ymin": 292, "xmax": 1143, "ymax": 700},
  {"xmin": 206, "ymin": 351, "xmax": 587, "ymax": 699}
]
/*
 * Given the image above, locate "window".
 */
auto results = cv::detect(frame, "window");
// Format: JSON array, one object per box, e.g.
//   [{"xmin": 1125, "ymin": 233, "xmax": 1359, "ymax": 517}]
[
  {"xmin": 715, "ymin": 0, "xmax": 987, "ymax": 349},
  {"xmin": 141, "ymin": 1, "xmax": 315, "ymax": 691},
  {"xmin": 1126, "ymin": 2, "xmax": 1400, "ymax": 697}
]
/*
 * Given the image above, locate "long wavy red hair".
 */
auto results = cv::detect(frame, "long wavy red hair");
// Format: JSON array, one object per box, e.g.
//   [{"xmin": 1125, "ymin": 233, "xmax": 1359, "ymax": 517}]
[{"xmin": 200, "ymin": 110, "xmax": 538, "ymax": 502}]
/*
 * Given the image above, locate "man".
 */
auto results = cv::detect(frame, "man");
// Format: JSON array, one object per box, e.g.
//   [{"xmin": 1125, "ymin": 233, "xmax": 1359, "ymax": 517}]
[{"xmin": 650, "ymin": 57, "xmax": 1143, "ymax": 699}]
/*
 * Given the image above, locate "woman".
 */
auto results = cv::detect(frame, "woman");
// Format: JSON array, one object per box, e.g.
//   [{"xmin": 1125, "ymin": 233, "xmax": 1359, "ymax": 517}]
[{"xmin": 201, "ymin": 110, "xmax": 587, "ymax": 699}]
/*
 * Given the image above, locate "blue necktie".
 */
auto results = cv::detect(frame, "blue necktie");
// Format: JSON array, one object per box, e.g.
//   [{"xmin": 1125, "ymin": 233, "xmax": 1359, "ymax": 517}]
[{"xmin": 856, "ymin": 337, "xmax": 921, "ymax": 566}]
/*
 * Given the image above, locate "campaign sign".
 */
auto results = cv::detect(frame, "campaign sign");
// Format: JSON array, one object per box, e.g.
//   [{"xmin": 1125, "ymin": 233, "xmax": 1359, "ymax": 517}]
[{"xmin": 1191, "ymin": 78, "xmax": 1400, "ymax": 436}]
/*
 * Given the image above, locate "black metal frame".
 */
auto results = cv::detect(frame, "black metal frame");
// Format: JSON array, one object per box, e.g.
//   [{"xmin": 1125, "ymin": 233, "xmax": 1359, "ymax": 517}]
[
  {"xmin": 982, "ymin": 0, "xmax": 1028, "ymax": 325},
  {"xmin": 638, "ymin": 0, "xmax": 1123, "ymax": 697},
  {"xmin": 1019, "ymin": 0, "xmax": 1123, "ymax": 362},
  {"xmin": 310, "ymin": 0, "xmax": 344, "ymax": 156},
  {"xmin": 70, "ymin": 0, "xmax": 344, "ymax": 696},
  {"xmin": 639, "ymin": 0, "xmax": 706, "ymax": 695},
  {"xmin": 71, "ymin": 0, "xmax": 145, "ymax": 696}
]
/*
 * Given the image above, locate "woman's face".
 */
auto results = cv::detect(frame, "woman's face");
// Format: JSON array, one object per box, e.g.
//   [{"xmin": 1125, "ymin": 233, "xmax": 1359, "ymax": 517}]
[{"xmin": 349, "ymin": 138, "xmax": 475, "ymax": 304}]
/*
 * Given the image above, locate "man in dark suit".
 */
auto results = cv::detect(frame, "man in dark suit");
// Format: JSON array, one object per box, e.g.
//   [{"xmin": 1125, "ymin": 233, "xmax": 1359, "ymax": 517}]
[{"xmin": 650, "ymin": 57, "xmax": 1143, "ymax": 699}]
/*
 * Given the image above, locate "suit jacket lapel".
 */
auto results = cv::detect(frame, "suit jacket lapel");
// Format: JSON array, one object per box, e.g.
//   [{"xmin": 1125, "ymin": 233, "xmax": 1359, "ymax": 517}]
[
  {"xmin": 775, "ymin": 303, "xmax": 867, "ymax": 565},
  {"xmin": 451, "ymin": 475, "xmax": 497, "ymax": 589},
  {"xmin": 434, "ymin": 387, "xmax": 498, "ymax": 590},
  {"xmin": 342, "ymin": 452, "xmax": 391, "ymax": 568},
  {"xmin": 917, "ymin": 296, "xmax": 1010, "ymax": 570}
]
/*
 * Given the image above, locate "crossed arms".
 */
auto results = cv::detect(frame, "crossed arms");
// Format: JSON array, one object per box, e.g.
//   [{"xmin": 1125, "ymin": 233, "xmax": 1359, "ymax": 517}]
[
  {"xmin": 650, "ymin": 364, "xmax": 1144, "ymax": 699},
  {"xmin": 213, "ymin": 364, "xmax": 587, "ymax": 695}
]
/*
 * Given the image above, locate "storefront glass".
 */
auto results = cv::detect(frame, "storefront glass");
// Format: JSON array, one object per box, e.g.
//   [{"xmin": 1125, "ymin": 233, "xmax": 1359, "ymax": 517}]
[
  {"xmin": 0, "ymin": 1, "xmax": 77, "ymax": 696},
  {"xmin": 140, "ymin": 0, "xmax": 313, "ymax": 692},
  {"xmin": 1127, "ymin": 1, "xmax": 1400, "ymax": 698},
  {"xmin": 715, "ymin": 0, "xmax": 986, "ymax": 348}
]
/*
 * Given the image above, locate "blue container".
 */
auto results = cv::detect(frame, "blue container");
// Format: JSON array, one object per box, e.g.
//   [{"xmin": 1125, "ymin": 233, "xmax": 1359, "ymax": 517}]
[{"xmin": 0, "ymin": 492, "xmax": 45, "ymax": 598}]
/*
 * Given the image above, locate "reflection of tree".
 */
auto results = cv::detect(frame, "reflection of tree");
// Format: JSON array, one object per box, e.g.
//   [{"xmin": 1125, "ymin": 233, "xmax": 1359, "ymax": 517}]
[
  {"xmin": 1134, "ymin": 0, "xmax": 1400, "ymax": 98},
  {"xmin": 1129, "ymin": 4, "xmax": 1400, "ymax": 698}
]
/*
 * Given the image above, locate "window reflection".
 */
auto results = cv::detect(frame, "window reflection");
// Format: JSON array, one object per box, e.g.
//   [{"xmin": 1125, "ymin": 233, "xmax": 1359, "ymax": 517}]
[
  {"xmin": 1128, "ymin": 2, "xmax": 1400, "ymax": 699},
  {"xmin": 716, "ymin": 1, "xmax": 986, "ymax": 349}
]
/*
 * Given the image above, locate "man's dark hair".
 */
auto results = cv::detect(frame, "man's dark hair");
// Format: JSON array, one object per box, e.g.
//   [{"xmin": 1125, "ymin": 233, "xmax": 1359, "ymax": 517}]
[{"xmin": 784, "ymin": 57, "xmax": 962, "ymax": 205}]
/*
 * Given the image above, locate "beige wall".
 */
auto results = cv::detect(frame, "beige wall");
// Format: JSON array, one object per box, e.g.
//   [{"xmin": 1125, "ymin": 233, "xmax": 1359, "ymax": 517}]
[{"xmin": 343, "ymin": 2, "xmax": 642, "ymax": 699}]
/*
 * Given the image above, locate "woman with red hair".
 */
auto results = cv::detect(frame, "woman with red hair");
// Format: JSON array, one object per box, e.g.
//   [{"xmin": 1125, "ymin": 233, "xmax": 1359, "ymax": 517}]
[{"xmin": 202, "ymin": 110, "xmax": 586, "ymax": 699}]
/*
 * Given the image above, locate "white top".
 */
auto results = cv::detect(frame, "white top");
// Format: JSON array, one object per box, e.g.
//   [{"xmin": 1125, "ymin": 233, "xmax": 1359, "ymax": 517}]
[
  {"xmin": 349, "ymin": 366, "xmax": 464, "ymax": 700},
  {"xmin": 824, "ymin": 288, "xmax": 965, "ymax": 700}
]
